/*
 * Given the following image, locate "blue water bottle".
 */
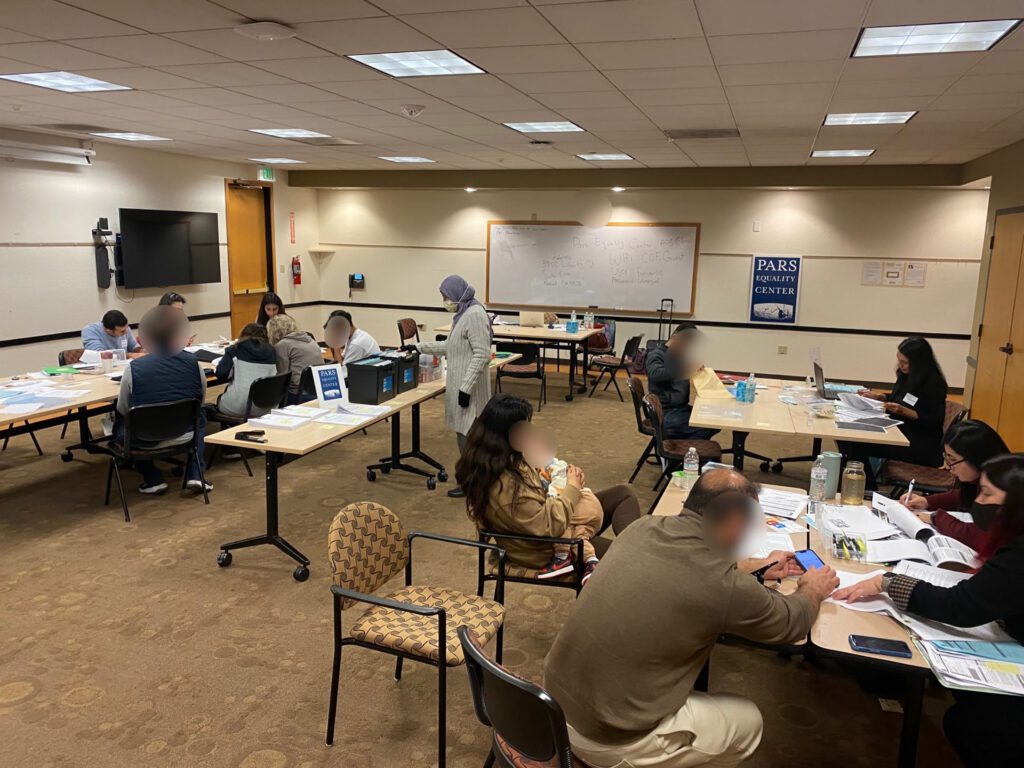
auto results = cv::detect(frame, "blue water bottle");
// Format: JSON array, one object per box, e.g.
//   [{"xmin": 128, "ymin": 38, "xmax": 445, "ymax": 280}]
[{"xmin": 735, "ymin": 379, "xmax": 746, "ymax": 402}]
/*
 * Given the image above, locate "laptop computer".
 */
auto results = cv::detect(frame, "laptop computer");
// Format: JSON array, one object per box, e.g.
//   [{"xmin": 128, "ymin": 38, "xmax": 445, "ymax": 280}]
[
  {"xmin": 519, "ymin": 311, "xmax": 546, "ymax": 328},
  {"xmin": 814, "ymin": 361, "xmax": 845, "ymax": 401}
]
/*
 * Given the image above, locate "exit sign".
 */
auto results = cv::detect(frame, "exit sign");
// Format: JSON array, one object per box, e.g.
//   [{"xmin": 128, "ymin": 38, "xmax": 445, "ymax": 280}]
[{"xmin": 258, "ymin": 166, "xmax": 275, "ymax": 182}]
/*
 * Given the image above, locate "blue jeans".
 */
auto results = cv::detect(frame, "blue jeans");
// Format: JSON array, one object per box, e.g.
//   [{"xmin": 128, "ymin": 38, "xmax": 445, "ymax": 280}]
[
  {"xmin": 113, "ymin": 419, "xmax": 206, "ymax": 486},
  {"xmin": 663, "ymin": 407, "xmax": 718, "ymax": 441}
]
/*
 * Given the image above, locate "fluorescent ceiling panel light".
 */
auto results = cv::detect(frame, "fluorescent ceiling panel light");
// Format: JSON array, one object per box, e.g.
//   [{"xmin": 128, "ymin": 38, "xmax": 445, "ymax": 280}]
[
  {"xmin": 505, "ymin": 121, "xmax": 584, "ymax": 133},
  {"xmin": 811, "ymin": 149, "xmax": 875, "ymax": 158},
  {"xmin": 578, "ymin": 153, "xmax": 634, "ymax": 161},
  {"xmin": 349, "ymin": 50, "xmax": 483, "ymax": 77},
  {"xmin": 248, "ymin": 128, "xmax": 331, "ymax": 139},
  {"xmin": 0, "ymin": 71, "xmax": 130, "ymax": 92},
  {"xmin": 378, "ymin": 156, "xmax": 435, "ymax": 163},
  {"xmin": 825, "ymin": 111, "xmax": 916, "ymax": 125},
  {"xmin": 854, "ymin": 20, "xmax": 1020, "ymax": 57},
  {"xmin": 91, "ymin": 132, "xmax": 169, "ymax": 141},
  {"xmin": 249, "ymin": 157, "xmax": 305, "ymax": 164}
]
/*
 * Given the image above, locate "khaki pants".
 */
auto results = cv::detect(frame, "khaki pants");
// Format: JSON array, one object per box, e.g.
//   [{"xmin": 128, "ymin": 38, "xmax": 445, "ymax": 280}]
[
  {"xmin": 553, "ymin": 490, "xmax": 604, "ymax": 562},
  {"xmin": 568, "ymin": 693, "xmax": 763, "ymax": 768}
]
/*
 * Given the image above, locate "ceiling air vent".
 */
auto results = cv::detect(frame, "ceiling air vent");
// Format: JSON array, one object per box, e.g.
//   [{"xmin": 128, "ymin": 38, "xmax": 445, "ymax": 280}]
[
  {"xmin": 664, "ymin": 128, "xmax": 741, "ymax": 140},
  {"xmin": 529, "ymin": 140, "xmax": 552, "ymax": 145},
  {"xmin": 291, "ymin": 137, "xmax": 360, "ymax": 146}
]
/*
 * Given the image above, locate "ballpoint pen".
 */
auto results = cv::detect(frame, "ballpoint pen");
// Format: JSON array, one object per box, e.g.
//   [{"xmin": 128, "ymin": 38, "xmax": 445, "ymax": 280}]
[{"xmin": 905, "ymin": 478, "xmax": 916, "ymax": 506}]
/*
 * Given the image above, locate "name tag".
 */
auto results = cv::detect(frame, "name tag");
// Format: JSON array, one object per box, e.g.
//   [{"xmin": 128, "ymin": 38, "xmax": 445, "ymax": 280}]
[{"xmin": 903, "ymin": 393, "xmax": 919, "ymax": 407}]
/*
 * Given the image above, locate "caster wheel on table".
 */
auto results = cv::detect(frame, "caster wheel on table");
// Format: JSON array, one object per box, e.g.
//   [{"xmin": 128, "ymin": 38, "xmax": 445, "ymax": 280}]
[
  {"xmin": 217, "ymin": 551, "xmax": 232, "ymax": 568},
  {"xmin": 437, "ymin": 470, "xmax": 449, "ymax": 483},
  {"xmin": 293, "ymin": 565, "xmax": 310, "ymax": 582},
  {"xmin": 427, "ymin": 476, "xmax": 437, "ymax": 491},
  {"xmin": 60, "ymin": 451, "xmax": 74, "ymax": 463},
  {"xmin": 771, "ymin": 462, "xmax": 784, "ymax": 474},
  {"xmin": 380, "ymin": 463, "xmax": 391, "ymax": 474},
  {"xmin": 759, "ymin": 461, "xmax": 771, "ymax": 472},
  {"xmin": 367, "ymin": 469, "xmax": 376, "ymax": 482}
]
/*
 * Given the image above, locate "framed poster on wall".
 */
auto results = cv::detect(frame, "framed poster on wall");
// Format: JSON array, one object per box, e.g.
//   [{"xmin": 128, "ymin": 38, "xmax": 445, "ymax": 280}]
[{"xmin": 749, "ymin": 254, "xmax": 802, "ymax": 324}]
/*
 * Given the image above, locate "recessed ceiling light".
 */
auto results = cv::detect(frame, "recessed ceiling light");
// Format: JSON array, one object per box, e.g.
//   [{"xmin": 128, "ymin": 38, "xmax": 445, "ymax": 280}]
[
  {"xmin": 248, "ymin": 128, "xmax": 331, "ymax": 139},
  {"xmin": 0, "ymin": 71, "xmax": 131, "ymax": 92},
  {"xmin": 578, "ymin": 153, "xmax": 634, "ymax": 161},
  {"xmin": 379, "ymin": 156, "xmax": 435, "ymax": 163},
  {"xmin": 611, "ymin": 186, "xmax": 626, "ymax": 192},
  {"xmin": 234, "ymin": 21, "xmax": 296, "ymax": 41},
  {"xmin": 825, "ymin": 111, "xmax": 916, "ymax": 125},
  {"xmin": 811, "ymin": 149, "xmax": 875, "ymax": 158},
  {"xmin": 91, "ymin": 132, "xmax": 170, "ymax": 141},
  {"xmin": 349, "ymin": 50, "xmax": 484, "ymax": 77},
  {"xmin": 505, "ymin": 121, "xmax": 584, "ymax": 134},
  {"xmin": 853, "ymin": 20, "xmax": 1020, "ymax": 57},
  {"xmin": 249, "ymin": 157, "xmax": 306, "ymax": 164},
  {"xmin": 464, "ymin": 187, "xmax": 477, "ymax": 192}
]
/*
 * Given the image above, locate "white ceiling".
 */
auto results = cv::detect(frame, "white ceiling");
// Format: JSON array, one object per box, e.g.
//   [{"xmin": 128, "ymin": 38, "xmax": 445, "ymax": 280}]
[{"xmin": 0, "ymin": 0, "xmax": 1022, "ymax": 170}]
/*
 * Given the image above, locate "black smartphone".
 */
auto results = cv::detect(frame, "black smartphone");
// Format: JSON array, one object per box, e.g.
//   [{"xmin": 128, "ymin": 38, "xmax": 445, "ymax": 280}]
[
  {"xmin": 849, "ymin": 634, "xmax": 913, "ymax": 659},
  {"xmin": 237, "ymin": 430, "xmax": 265, "ymax": 438},
  {"xmin": 794, "ymin": 549, "xmax": 826, "ymax": 571},
  {"xmin": 237, "ymin": 432, "xmax": 267, "ymax": 444}
]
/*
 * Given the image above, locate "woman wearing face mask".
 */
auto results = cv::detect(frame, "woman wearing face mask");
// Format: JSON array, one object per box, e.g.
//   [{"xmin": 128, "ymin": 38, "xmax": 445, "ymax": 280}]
[
  {"xmin": 405, "ymin": 275, "xmax": 493, "ymax": 498},
  {"xmin": 842, "ymin": 336, "xmax": 948, "ymax": 488},
  {"xmin": 900, "ymin": 419, "xmax": 1009, "ymax": 549},
  {"xmin": 456, "ymin": 394, "xmax": 641, "ymax": 584},
  {"xmin": 834, "ymin": 453, "xmax": 1024, "ymax": 768}
]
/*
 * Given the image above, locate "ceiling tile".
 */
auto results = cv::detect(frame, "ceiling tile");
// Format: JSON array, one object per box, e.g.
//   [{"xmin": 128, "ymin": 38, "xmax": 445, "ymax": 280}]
[
  {"xmin": 0, "ymin": 0, "xmax": 138, "ymax": 39},
  {"xmin": 826, "ymin": 96, "xmax": 934, "ymax": 113},
  {"xmin": 399, "ymin": 7, "xmax": 562, "ymax": 48},
  {"xmin": 217, "ymin": 0, "xmax": 385, "ymax": 23},
  {"xmin": 604, "ymin": 67, "xmax": 721, "ymax": 90},
  {"xmin": 539, "ymin": 0, "xmax": 701, "ymax": 43},
  {"xmin": 447, "ymin": 92, "xmax": 548, "ymax": 111},
  {"xmin": 0, "ymin": 41, "xmax": 131, "ymax": 70},
  {"xmin": 159, "ymin": 62, "xmax": 294, "ymax": 86},
  {"xmin": 73, "ymin": 67, "xmax": 207, "ymax": 90},
  {"xmin": 642, "ymin": 104, "xmax": 736, "ymax": 128},
  {"xmin": 61, "ymin": 0, "xmax": 243, "ymax": 32},
  {"xmin": 947, "ymin": 74, "xmax": 1024, "ymax": 95},
  {"xmin": 718, "ymin": 60, "xmax": 844, "ymax": 87},
  {"xmin": 500, "ymin": 71, "xmax": 613, "ymax": 94},
  {"xmin": 315, "ymin": 79, "xmax": 430, "ymax": 100},
  {"xmin": 407, "ymin": 73, "xmax": 524, "ymax": 97},
  {"xmin": 0, "ymin": 26, "xmax": 40, "ymax": 44},
  {"xmin": 625, "ymin": 87, "xmax": 727, "ymax": 106},
  {"xmin": 727, "ymin": 82, "xmax": 834, "ymax": 104},
  {"xmin": 156, "ymin": 88, "xmax": 267, "ymax": 106},
  {"xmin": 250, "ymin": 56, "xmax": 385, "ymax": 82},
  {"xmin": 576, "ymin": 38, "xmax": 713, "ymax": 70},
  {"xmin": 864, "ymin": 0, "xmax": 1024, "ymax": 26},
  {"xmin": 697, "ymin": 0, "xmax": 869, "ymax": 36},
  {"xmin": 534, "ymin": 91, "xmax": 633, "ymax": 109},
  {"xmin": 708, "ymin": 29, "xmax": 859, "ymax": 65},
  {"xmin": 167, "ymin": 30, "xmax": 324, "ymax": 61},
  {"xmin": 930, "ymin": 92, "xmax": 1024, "ymax": 111},
  {"xmin": 293, "ymin": 17, "xmax": 440, "ymax": 55},
  {"xmin": 833, "ymin": 76, "xmax": 958, "ymax": 99},
  {"xmin": 71, "ymin": 35, "xmax": 227, "ymax": 66},
  {"xmin": 454, "ymin": 44, "xmax": 591, "ymax": 73},
  {"xmin": 226, "ymin": 83, "xmax": 345, "ymax": 103},
  {"xmin": 374, "ymin": 0, "xmax": 526, "ymax": 11},
  {"xmin": 967, "ymin": 49, "xmax": 1024, "ymax": 75},
  {"xmin": 842, "ymin": 53, "xmax": 984, "ymax": 81}
]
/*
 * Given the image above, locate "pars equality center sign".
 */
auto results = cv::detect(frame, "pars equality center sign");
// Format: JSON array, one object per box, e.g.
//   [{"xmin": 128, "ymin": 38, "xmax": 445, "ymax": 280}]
[{"xmin": 749, "ymin": 254, "xmax": 801, "ymax": 324}]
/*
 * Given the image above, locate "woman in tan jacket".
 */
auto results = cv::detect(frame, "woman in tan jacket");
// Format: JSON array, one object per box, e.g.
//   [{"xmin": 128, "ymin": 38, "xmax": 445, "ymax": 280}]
[{"xmin": 455, "ymin": 393, "xmax": 640, "ymax": 584}]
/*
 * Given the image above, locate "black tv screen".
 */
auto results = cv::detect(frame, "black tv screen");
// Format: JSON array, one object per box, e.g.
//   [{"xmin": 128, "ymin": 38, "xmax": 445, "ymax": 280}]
[{"xmin": 118, "ymin": 208, "xmax": 221, "ymax": 289}]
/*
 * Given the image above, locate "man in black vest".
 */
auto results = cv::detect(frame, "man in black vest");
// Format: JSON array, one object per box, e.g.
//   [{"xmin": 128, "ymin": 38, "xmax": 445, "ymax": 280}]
[{"xmin": 114, "ymin": 305, "xmax": 210, "ymax": 494}]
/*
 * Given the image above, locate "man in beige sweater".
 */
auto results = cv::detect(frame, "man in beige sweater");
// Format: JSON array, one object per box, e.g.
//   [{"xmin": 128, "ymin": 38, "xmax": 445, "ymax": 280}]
[{"xmin": 543, "ymin": 469, "xmax": 838, "ymax": 767}]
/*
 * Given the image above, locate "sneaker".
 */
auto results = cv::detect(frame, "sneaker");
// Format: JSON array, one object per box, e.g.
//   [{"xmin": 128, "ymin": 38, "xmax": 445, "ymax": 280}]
[
  {"xmin": 185, "ymin": 479, "xmax": 213, "ymax": 493},
  {"xmin": 222, "ymin": 450, "xmax": 242, "ymax": 460},
  {"xmin": 138, "ymin": 482, "xmax": 168, "ymax": 495},
  {"xmin": 537, "ymin": 552, "xmax": 575, "ymax": 581},
  {"xmin": 581, "ymin": 559, "xmax": 599, "ymax": 587}
]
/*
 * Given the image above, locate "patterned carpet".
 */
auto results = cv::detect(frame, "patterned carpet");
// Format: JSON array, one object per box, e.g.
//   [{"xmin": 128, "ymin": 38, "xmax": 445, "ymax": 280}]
[{"xmin": 0, "ymin": 372, "xmax": 961, "ymax": 768}]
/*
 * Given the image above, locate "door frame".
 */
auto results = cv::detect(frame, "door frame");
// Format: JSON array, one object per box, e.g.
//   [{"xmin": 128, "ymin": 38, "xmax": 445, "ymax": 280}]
[{"xmin": 224, "ymin": 178, "xmax": 277, "ymax": 313}]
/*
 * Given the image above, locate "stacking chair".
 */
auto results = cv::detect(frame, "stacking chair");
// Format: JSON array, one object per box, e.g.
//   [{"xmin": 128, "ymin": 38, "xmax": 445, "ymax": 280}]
[
  {"xmin": 57, "ymin": 348, "xmax": 86, "ymax": 441},
  {"xmin": 458, "ymin": 626, "xmax": 578, "ymax": 768},
  {"xmin": 207, "ymin": 372, "xmax": 290, "ymax": 477},
  {"xmin": 642, "ymin": 393, "xmax": 722, "ymax": 493},
  {"xmin": 99, "ymin": 399, "xmax": 209, "ymax": 523},
  {"xmin": 297, "ymin": 366, "xmax": 318, "ymax": 402},
  {"xmin": 880, "ymin": 400, "xmax": 967, "ymax": 495},
  {"xmin": 587, "ymin": 334, "xmax": 642, "ymax": 401},
  {"xmin": 494, "ymin": 342, "xmax": 547, "ymax": 410},
  {"xmin": 626, "ymin": 377, "xmax": 658, "ymax": 483},
  {"xmin": 397, "ymin": 317, "xmax": 420, "ymax": 346},
  {"xmin": 325, "ymin": 502, "xmax": 507, "ymax": 768},
  {"xmin": 477, "ymin": 530, "xmax": 585, "ymax": 600}
]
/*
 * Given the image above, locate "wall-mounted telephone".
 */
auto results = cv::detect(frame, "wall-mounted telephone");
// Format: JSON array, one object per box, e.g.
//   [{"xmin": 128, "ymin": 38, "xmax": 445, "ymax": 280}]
[{"xmin": 348, "ymin": 273, "xmax": 365, "ymax": 298}]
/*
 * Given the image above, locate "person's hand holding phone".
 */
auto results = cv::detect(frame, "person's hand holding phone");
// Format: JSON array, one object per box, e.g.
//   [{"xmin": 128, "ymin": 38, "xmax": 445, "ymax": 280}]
[
  {"xmin": 796, "ymin": 564, "xmax": 840, "ymax": 603},
  {"xmin": 760, "ymin": 551, "xmax": 802, "ymax": 580},
  {"xmin": 566, "ymin": 465, "xmax": 585, "ymax": 490}
]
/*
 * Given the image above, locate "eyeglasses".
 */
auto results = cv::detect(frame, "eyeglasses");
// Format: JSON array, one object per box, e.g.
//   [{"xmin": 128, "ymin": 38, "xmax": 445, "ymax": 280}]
[{"xmin": 943, "ymin": 454, "xmax": 966, "ymax": 468}]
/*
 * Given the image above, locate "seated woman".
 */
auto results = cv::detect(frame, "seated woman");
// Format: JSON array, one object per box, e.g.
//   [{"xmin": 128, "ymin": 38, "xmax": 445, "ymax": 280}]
[
  {"xmin": 901, "ymin": 419, "xmax": 1009, "ymax": 550},
  {"xmin": 212, "ymin": 323, "xmax": 278, "ymax": 419},
  {"xmin": 323, "ymin": 309, "xmax": 380, "ymax": 368},
  {"xmin": 842, "ymin": 336, "xmax": 948, "ymax": 488},
  {"xmin": 256, "ymin": 292, "xmax": 286, "ymax": 326},
  {"xmin": 455, "ymin": 393, "xmax": 641, "ymax": 585},
  {"xmin": 835, "ymin": 453, "xmax": 1024, "ymax": 768},
  {"xmin": 267, "ymin": 314, "xmax": 323, "ymax": 405}
]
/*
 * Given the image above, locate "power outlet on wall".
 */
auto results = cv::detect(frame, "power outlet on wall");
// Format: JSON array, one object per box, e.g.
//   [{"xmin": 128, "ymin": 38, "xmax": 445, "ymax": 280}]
[{"xmin": 777, "ymin": 345, "xmax": 788, "ymax": 355}]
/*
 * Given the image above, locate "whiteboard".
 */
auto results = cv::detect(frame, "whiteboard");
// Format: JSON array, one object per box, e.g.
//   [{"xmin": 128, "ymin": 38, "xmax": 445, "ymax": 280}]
[{"xmin": 486, "ymin": 221, "xmax": 700, "ymax": 314}]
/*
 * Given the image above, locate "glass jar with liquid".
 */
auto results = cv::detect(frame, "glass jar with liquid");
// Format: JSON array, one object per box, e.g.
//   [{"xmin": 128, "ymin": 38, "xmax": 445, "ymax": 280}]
[{"xmin": 841, "ymin": 461, "xmax": 866, "ymax": 505}]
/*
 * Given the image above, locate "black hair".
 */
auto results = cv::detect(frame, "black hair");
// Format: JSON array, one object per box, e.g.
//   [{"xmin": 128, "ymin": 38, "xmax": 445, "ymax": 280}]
[
  {"xmin": 158, "ymin": 291, "xmax": 186, "ymax": 306},
  {"xmin": 673, "ymin": 321, "xmax": 698, "ymax": 335},
  {"xmin": 944, "ymin": 419, "xmax": 1009, "ymax": 507},
  {"xmin": 896, "ymin": 336, "xmax": 946, "ymax": 395},
  {"xmin": 239, "ymin": 323, "xmax": 268, "ymax": 344},
  {"xmin": 455, "ymin": 394, "xmax": 534, "ymax": 525},
  {"xmin": 257, "ymin": 292, "xmax": 286, "ymax": 326},
  {"xmin": 101, "ymin": 309, "xmax": 129, "ymax": 330},
  {"xmin": 323, "ymin": 309, "xmax": 353, "ymax": 330},
  {"xmin": 978, "ymin": 454, "xmax": 1024, "ymax": 560}
]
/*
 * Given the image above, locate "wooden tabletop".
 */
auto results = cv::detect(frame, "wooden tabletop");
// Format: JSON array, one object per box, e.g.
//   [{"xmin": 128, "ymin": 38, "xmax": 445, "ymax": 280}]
[
  {"xmin": 652, "ymin": 480, "xmax": 927, "ymax": 669},
  {"xmin": 435, "ymin": 323, "xmax": 602, "ymax": 342}
]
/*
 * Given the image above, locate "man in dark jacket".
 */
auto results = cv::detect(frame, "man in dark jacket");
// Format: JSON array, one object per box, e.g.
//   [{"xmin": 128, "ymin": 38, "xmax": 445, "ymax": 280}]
[{"xmin": 645, "ymin": 322, "xmax": 717, "ymax": 439}]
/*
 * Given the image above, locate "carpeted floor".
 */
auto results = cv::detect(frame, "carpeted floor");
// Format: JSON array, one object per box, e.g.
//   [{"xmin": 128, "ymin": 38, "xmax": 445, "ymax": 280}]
[{"xmin": 0, "ymin": 371, "xmax": 961, "ymax": 768}]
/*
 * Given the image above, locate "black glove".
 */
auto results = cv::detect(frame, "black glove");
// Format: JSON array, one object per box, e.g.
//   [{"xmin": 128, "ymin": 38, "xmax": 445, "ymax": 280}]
[
  {"xmin": 458, "ymin": 390, "xmax": 471, "ymax": 408},
  {"xmin": 399, "ymin": 344, "xmax": 419, "ymax": 353}
]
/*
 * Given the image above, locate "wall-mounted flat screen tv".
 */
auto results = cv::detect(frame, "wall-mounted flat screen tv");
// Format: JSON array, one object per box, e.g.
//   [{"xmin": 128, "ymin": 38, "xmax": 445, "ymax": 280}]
[{"xmin": 118, "ymin": 208, "xmax": 221, "ymax": 289}]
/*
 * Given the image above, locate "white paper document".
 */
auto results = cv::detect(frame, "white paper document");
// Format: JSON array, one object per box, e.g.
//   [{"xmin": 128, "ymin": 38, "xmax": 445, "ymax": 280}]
[
  {"xmin": 315, "ymin": 412, "xmax": 375, "ymax": 428},
  {"xmin": 758, "ymin": 487, "xmax": 808, "ymax": 520},
  {"xmin": 0, "ymin": 403, "xmax": 43, "ymax": 415},
  {"xmin": 824, "ymin": 504, "xmax": 900, "ymax": 540}
]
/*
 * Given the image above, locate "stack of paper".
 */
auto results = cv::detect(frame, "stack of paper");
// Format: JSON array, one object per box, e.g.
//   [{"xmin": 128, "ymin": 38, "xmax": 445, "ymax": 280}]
[
  {"xmin": 337, "ymin": 402, "xmax": 390, "ymax": 417},
  {"xmin": 315, "ymin": 412, "xmax": 375, "ymax": 427},
  {"xmin": 247, "ymin": 414, "xmax": 311, "ymax": 430},
  {"xmin": 743, "ymin": 531, "xmax": 796, "ymax": 560},
  {"xmin": 835, "ymin": 392, "xmax": 902, "ymax": 430},
  {"xmin": 274, "ymin": 404, "xmax": 331, "ymax": 419},
  {"xmin": 821, "ymin": 504, "xmax": 900, "ymax": 540},
  {"xmin": 918, "ymin": 642, "xmax": 1024, "ymax": 696},
  {"xmin": 758, "ymin": 487, "xmax": 808, "ymax": 520}
]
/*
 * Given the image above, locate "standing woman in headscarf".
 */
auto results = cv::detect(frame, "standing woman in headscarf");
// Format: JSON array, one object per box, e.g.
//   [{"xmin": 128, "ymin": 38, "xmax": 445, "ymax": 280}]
[{"xmin": 406, "ymin": 275, "xmax": 493, "ymax": 498}]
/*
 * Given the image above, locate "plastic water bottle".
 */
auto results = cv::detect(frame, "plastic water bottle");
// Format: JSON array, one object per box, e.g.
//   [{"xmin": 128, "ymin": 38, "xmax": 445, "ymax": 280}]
[
  {"xmin": 683, "ymin": 447, "xmax": 700, "ymax": 489},
  {"xmin": 734, "ymin": 379, "xmax": 746, "ymax": 402},
  {"xmin": 570, "ymin": 309, "xmax": 577, "ymax": 325},
  {"xmin": 809, "ymin": 456, "xmax": 828, "ymax": 503},
  {"xmin": 745, "ymin": 373, "xmax": 757, "ymax": 403}
]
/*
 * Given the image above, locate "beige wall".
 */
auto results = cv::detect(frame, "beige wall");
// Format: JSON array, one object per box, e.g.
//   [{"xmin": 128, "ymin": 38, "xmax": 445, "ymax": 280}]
[{"xmin": 316, "ymin": 187, "xmax": 987, "ymax": 385}]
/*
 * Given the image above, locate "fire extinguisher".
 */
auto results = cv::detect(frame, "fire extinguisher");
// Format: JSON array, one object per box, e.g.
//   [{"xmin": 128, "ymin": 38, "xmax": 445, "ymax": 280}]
[{"xmin": 291, "ymin": 254, "xmax": 302, "ymax": 285}]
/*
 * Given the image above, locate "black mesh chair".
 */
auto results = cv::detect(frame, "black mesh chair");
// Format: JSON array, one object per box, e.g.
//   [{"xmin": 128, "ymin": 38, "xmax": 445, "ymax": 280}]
[
  {"xmin": 494, "ymin": 342, "xmax": 547, "ymax": 410},
  {"xmin": 458, "ymin": 626, "xmax": 576, "ymax": 768},
  {"xmin": 207, "ymin": 372, "xmax": 290, "ymax": 477},
  {"xmin": 587, "ymin": 334, "xmax": 643, "ymax": 401},
  {"xmin": 100, "ymin": 399, "xmax": 209, "ymax": 522}
]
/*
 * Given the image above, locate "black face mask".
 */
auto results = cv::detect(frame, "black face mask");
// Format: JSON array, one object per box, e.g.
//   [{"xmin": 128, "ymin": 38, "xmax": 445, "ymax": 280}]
[{"xmin": 970, "ymin": 502, "xmax": 1001, "ymax": 531}]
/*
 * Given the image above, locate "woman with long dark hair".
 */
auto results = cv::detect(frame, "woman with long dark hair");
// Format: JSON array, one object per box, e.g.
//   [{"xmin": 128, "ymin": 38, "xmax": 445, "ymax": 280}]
[
  {"xmin": 456, "ymin": 394, "xmax": 640, "ymax": 583},
  {"xmin": 901, "ymin": 419, "xmax": 1009, "ymax": 548},
  {"xmin": 835, "ymin": 453, "xmax": 1024, "ymax": 767},
  {"xmin": 256, "ymin": 292, "xmax": 286, "ymax": 326}
]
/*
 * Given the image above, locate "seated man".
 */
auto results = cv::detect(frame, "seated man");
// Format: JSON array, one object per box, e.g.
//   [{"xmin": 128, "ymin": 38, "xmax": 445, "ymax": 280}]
[
  {"xmin": 82, "ymin": 310, "xmax": 145, "ymax": 358},
  {"xmin": 114, "ymin": 305, "xmax": 211, "ymax": 495},
  {"xmin": 323, "ymin": 309, "xmax": 380, "ymax": 367},
  {"xmin": 645, "ymin": 321, "xmax": 714, "ymax": 439},
  {"xmin": 544, "ymin": 469, "xmax": 837, "ymax": 768}
]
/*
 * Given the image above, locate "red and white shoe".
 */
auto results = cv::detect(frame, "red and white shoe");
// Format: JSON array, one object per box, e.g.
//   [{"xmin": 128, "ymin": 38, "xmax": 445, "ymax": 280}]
[{"xmin": 537, "ymin": 552, "xmax": 575, "ymax": 580}]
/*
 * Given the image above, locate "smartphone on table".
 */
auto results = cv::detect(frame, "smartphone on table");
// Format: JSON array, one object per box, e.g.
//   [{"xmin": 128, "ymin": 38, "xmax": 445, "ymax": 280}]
[
  {"xmin": 793, "ymin": 549, "xmax": 826, "ymax": 571},
  {"xmin": 849, "ymin": 634, "xmax": 913, "ymax": 659}
]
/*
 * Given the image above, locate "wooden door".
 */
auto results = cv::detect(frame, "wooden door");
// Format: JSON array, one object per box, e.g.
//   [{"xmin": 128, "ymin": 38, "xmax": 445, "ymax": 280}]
[{"xmin": 225, "ymin": 181, "xmax": 274, "ymax": 338}]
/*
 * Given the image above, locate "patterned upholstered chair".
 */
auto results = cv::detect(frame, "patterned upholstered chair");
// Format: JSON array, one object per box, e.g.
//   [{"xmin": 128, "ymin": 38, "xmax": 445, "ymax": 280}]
[
  {"xmin": 642, "ymin": 393, "xmax": 723, "ymax": 493},
  {"xmin": 477, "ymin": 531, "xmax": 585, "ymax": 599},
  {"xmin": 397, "ymin": 317, "xmax": 420, "ymax": 346},
  {"xmin": 325, "ymin": 502, "xmax": 507, "ymax": 768},
  {"xmin": 459, "ymin": 626, "xmax": 588, "ymax": 768},
  {"xmin": 880, "ymin": 400, "xmax": 967, "ymax": 494}
]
